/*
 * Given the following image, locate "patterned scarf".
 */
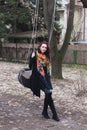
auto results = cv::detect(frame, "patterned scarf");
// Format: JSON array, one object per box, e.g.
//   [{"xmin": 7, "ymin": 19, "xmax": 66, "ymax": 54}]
[{"xmin": 37, "ymin": 52, "xmax": 51, "ymax": 77}]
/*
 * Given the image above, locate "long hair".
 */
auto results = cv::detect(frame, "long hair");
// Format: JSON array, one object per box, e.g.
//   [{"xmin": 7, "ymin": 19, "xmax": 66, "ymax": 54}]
[{"xmin": 38, "ymin": 41, "xmax": 50, "ymax": 59}]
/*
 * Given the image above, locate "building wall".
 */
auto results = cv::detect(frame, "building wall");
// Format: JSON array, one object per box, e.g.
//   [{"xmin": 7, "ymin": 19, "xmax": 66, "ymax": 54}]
[
  {"xmin": 72, "ymin": 6, "xmax": 83, "ymax": 41},
  {"xmin": 82, "ymin": 8, "xmax": 87, "ymax": 41},
  {"xmin": 59, "ymin": 0, "xmax": 87, "ymax": 43}
]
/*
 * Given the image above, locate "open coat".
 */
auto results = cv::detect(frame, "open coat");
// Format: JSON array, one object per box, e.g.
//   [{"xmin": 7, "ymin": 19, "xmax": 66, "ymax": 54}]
[{"xmin": 29, "ymin": 53, "xmax": 53, "ymax": 97}]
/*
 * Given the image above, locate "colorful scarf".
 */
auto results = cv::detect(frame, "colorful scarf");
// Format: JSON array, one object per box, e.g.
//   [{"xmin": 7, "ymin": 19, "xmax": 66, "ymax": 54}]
[{"xmin": 37, "ymin": 52, "xmax": 51, "ymax": 77}]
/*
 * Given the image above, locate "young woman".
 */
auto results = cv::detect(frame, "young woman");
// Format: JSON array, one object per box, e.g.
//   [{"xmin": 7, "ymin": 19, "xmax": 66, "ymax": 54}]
[{"xmin": 29, "ymin": 41, "xmax": 59, "ymax": 121}]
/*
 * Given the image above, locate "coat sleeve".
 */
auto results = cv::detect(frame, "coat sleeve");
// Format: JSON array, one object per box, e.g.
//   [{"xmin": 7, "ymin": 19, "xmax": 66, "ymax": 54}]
[{"xmin": 29, "ymin": 52, "xmax": 36, "ymax": 70}]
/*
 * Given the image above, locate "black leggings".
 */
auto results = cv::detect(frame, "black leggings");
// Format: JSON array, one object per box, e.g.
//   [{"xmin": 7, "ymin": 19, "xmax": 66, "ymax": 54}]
[
  {"xmin": 45, "ymin": 93, "xmax": 52, "ymax": 102},
  {"xmin": 43, "ymin": 92, "xmax": 59, "ymax": 121}
]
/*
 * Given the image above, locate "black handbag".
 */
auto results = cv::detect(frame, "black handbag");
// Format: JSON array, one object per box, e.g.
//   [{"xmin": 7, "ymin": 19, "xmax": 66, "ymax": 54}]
[{"xmin": 18, "ymin": 68, "xmax": 32, "ymax": 88}]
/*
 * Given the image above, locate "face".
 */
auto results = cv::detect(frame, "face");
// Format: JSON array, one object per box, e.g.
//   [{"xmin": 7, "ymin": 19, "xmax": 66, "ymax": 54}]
[{"xmin": 40, "ymin": 43, "xmax": 47, "ymax": 54}]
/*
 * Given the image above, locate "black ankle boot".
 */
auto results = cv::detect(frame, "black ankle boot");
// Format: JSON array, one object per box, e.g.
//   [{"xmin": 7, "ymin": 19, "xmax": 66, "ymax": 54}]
[
  {"xmin": 48, "ymin": 93, "xmax": 60, "ymax": 122},
  {"xmin": 42, "ymin": 94, "xmax": 50, "ymax": 119},
  {"xmin": 52, "ymin": 114, "xmax": 60, "ymax": 121},
  {"xmin": 42, "ymin": 111, "xmax": 50, "ymax": 119}
]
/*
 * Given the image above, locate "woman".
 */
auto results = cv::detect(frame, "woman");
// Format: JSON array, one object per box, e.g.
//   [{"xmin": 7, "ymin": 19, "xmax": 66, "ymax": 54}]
[{"xmin": 29, "ymin": 41, "xmax": 59, "ymax": 121}]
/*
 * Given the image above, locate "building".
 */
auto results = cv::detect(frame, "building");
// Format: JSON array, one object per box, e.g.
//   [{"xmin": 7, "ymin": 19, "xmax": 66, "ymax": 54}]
[{"xmin": 58, "ymin": 0, "xmax": 87, "ymax": 44}]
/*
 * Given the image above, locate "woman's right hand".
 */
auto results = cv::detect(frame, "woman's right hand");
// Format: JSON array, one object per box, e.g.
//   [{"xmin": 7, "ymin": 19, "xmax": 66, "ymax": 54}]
[{"xmin": 31, "ymin": 52, "xmax": 35, "ymax": 58}]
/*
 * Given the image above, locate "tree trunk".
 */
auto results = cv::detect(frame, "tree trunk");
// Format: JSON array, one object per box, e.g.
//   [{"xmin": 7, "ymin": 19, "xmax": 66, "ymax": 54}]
[
  {"xmin": 43, "ymin": 0, "xmax": 54, "ymax": 36},
  {"xmin": 43, "ymin": 0, "xmax": 75, "ymax": 79},
  {"xmin": 51, "ymin": 0, "xmax": 75, "ymax": 79},
  {"xmin": 81, "ymin": 0, "xmax": 87, "ymax": 8},
  {"xmin": 51, "ymin": 31, "xmax": 63, "ymax": 79},
  {"xmin": 61, "ymin": 0, "xmax": 75, "ymax": 60}
]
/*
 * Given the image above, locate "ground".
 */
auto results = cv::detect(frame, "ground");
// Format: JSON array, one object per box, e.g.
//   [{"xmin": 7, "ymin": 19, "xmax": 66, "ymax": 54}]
[{"xmin": 0, "ymin": 61, "xmax": 87, "ymax": 130}]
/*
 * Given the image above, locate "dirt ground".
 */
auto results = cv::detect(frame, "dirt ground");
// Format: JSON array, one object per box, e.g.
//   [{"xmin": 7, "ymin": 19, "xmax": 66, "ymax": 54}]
[{"xmin": 0, "ymin": 61, "xmax": 87, "ymax": 130}]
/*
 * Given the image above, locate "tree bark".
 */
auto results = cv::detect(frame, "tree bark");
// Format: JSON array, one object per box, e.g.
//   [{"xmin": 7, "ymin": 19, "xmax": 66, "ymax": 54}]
[
  {"xmin": 61, "ymin": 0, "xmax": 75, "ymax": 60},
  {"xmin": 51, "ymin": 32, "xmax": 63, "ymax": 78},
  {"xmin": 43, "ymin": 0, "xmax": 60, "ymax": 78},
  {"xmin": 43, "ymin": 0, "xmax": 54, "ymax": 36},
  {"xmin": 80, "ymin": 0, "xmax": 87, "ymax": 8},
  {"xmin": 43, "ymin": 0, "xmax": 75, "ymax": 79}
]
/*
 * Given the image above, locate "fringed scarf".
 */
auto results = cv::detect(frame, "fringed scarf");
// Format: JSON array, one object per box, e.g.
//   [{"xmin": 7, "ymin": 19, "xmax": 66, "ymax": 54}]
[{"xmin": 37, "ymin": 52, "xmax": 51, "ymax": 77}]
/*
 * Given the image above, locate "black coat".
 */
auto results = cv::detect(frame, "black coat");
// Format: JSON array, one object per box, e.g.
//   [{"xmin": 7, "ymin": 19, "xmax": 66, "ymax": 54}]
[{"xmin": 29, "ymin": 53, "xmax": 53, "ymax": 97}]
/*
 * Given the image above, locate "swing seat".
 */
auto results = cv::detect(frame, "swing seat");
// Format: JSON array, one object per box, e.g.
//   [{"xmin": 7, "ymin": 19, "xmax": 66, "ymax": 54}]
[{"xmin": 18, "ymin": 68, "xmax": 32, "ymax": 88}]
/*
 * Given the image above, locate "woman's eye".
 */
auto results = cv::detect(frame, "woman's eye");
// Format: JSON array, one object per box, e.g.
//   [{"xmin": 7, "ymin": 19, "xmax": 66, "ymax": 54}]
[{"xmin": 42, "ymin": 47, "xmax": 47, "ymax": 49}]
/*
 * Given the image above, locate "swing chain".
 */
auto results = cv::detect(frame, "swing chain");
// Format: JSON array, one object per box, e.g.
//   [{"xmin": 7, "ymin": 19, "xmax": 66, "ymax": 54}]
[
  {"xmin": 24, "ymin": 0, "xmax": 39, "ymax": 66},
  {"xmin": 25, "ymin": 0, "xmax": 56, "ymax": 65},
  {"xmin": 31, "ymin": 0, "xmax": 39, "ymax": 49}
]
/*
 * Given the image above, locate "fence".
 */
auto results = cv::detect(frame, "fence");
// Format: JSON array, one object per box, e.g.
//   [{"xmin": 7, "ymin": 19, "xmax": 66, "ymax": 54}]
[
  {"xmin": 63, "ymin": 50, "xmax": 87, "ymax": 65},
  {"xmin": 0, "ymin": 43, "xmax": 38, "ymax": 62},
  {"xmin": 0, "ymin": 43, "xmax": 87, "ymax": 65}
]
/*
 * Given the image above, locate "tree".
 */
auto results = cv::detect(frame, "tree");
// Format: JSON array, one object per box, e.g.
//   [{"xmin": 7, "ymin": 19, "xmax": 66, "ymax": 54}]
[
  {"xmin": 0, "ymin": 0, "xmax": 75, "ymax": 79},
  {"xmin": 0, "ymin": 0, "xmax": 34, "ymax": 41},
  {"xmin": 43, "ymin": 0, "xmax": 75, "ymax": 78},
  {"xmin": 0, "ymin": 0, "xmax": 47, "ymax": 42},
  {"xmin": 80, "ymin": 0, "xmax": 87, "ymax": 8}
]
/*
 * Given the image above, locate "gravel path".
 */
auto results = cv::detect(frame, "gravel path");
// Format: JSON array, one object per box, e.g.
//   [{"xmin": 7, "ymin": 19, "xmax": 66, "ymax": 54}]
[{"xmin": 0, "ymin": 61, "xmax": 87, "ymax": 130}]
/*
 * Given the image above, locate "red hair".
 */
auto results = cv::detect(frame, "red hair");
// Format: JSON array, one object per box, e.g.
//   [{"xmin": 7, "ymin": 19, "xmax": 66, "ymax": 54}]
[{"xmin": 38, "ymin": 41, "xmax": 50, "ymax": 59}]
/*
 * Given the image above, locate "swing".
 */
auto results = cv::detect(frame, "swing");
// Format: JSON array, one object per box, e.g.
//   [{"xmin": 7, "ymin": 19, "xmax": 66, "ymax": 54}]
[
  {"xmin": 18, "ymin": 0, "xmax": 39, "ymax": 88},
  {"xmin": 18, "ymin": 0, "xmax": 56, "ymax": 88},
  {"xmin": 18, "ymin": 68, "xmax": 32, "ymax": 88}
]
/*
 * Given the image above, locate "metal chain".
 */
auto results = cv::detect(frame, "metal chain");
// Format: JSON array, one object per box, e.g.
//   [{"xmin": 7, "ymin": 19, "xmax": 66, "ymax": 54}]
[
  {"xmin": 24, "ymin": 0, "xmax": 39, "ymax": 66},
  {"xmin": 25, "ymin": 0, "xmax": 56, "ymax": 65},
  {"xmin": 31, "ymin": 0, "xmax": 39, "ymax": 50}
]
